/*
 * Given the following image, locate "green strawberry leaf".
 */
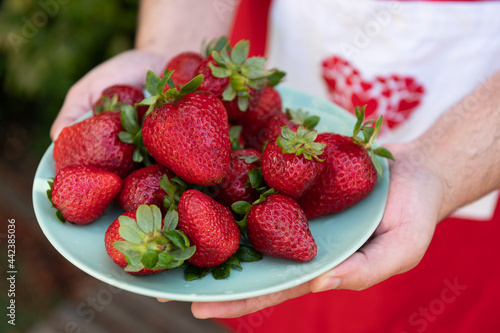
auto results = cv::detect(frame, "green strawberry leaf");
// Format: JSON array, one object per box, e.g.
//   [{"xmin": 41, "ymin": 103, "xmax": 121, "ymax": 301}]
[
  {"xmin": 179, "ymin": 74, "xmax": 203, "ymax": 95},
  {"xmin": 235, "ymin": 245, "xmax": 262, "ymax": 262},
  {"xmin": 238, "ymin": 155, "xmax": 260, "ymax": 164},
  {"xmin": 254, "ymin": 188, "xmax": 278, "ymax": 204},
  {"xmin": 163, "ymin": 210, "xmax": 179, "ymax": 231},
  {"xmin": 229, "ymin": 125, "xmax": 243, "ymax": 150},
  {"xmin": 118, "ymin": 131, "xmax": 134, "ymax": 144},
  {"xmin": 132, "ymin": 148, "xmax": 143, "ymax": 163},
  {"xmin": 120, "ymin": 104, "xmax": 140, "ymax": 133},
  {"xmin": 123, "ymin": 249, "xmax": 142, "ymax": 267},
  {"xmin": 119, "ymin": 214, "xmax": 146, "ymax": 235},
  {"xmin": 119, "ymin": 225, "xmax": 144, "ymax": 244},
  {"xmin": 361, "ymin": 126, "xmax": 374, "ymax": 144},
  {"xmin": 184, "ymin": 264, "xmax": 212, "ymax": 281},
  {"xmin": 155, "ymin": 252, "xmax": 174, "ymax": 270},
  {"xmin": 163, "ymin": 230, "xmax": 189, "ymax": 251},
  {"xmin": 226, "ymin": 256, "xmax": 243, "ymax": 270},
  {"xmin": 112, "ymin": 240, "xmax": 135, "ymax": 253},
  {"xmin": 159, "ymin": 175, "xmax": 176, "ymax": 197},
  {"xmin": 371, "ymin": 152, "xmax": 384, "ymax": 178},
  {"xmin": 232, "ymin": 201, "xmax": 252, "ymax": 215},
  {"xmin": 210, "ymin": 50, "xmax": 227, "ymax": 67},
  {"xmin": 145, "ymin": 70, "xmax": 160, "ymax": 96},
  {"xmin": 247, "ymin": 167, "xmax": 264, "ymax": 190},
  {"xmin": 124, "ymin": 263, "xmax": 145, "ymax": 273},
  {"xmin": 222, "ymin": 85, "xmax": 237, "ymax": 101},
  {"xmin": 203, "ymin": 36, "xmax": 230, "ymax": 57},
  {"xmin": 373, "ymin": 147, "xmax": 395, "ymax": 161},
  {"xmin": 237, "ymin": 95, "xmax": 249, "ymax": 111},
  {"xmin": 303, "ymin": 115, "xmax": 320, "ymax": 129},
  {"xmin": 266, "ymin": 69, "xmax": 286, "ymax": 87},
  {"xmin": 136, "ymin": 205, "xmax": 154, "ymax": 234},
  {"xmin": 169, "ymin": 245, "xmax": 196, "ymax": 261},
  {"xmin": 137, "ymin": 95, "xmax": 159, "ymax": 107},
  {"xmin": 212, "ymin": 262, "xmax": 233, "ymax": 280},
  {"xmin": 231, "ymin": 40, "xmax": 250, "ymax": 65},
  {"xmin": 46, "ymin": 180, "xmax": 66, "ymax": 223},
  {"xmin": 171, "ymin": 176, "xmax": 187, "ymax": 188},
  {"xmin": 209, "ymin": 62, "xmax": 232, "ymax": 78},
  {"xmin": 243, "ymin": 57, "xmax": 267, "ymax": 70},
  {"xmin": 141, "ymin": 250, "xmax": 159, "ymax": 269},
  {"xmin": 55, "ymin": 210, "xmax": 66, "ymax": 223},
  {"xmin": 151, "ymin": 204, "xmax": 163, "ymax": 232}
]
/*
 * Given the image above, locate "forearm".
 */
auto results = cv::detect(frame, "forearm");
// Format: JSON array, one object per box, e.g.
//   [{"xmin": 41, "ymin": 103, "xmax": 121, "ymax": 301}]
[
  {"xmin": 136, "ymin": 0, "xmax": 237, "ymax": 56},
  {"xmin": 413, "ymin": 70, "xmax": 500, "ymax": 221}
]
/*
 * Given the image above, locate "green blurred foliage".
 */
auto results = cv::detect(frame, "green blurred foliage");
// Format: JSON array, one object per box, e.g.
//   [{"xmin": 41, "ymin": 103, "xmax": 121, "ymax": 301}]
[
  {"xmin": 0, "ymin": 0, "xmax": 139, "ymax": 160},
  {"xmin": 0, "ymin": 1, "xmax": 139, "ymax": 331}
]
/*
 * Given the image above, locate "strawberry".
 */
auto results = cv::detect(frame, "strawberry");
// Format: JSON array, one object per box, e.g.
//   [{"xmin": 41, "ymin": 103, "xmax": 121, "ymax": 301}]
[
  {"xmin": 141, "ymin": 71, "xmax": 231, "ymax": 185},
  {"xmin": 93, "ymin": 84, "xmax": 148, "ymax": 121},
  {"xmin": 262, "ymin": 126, "xmax": 326, "ymax": 199},
  {"xmin": 240, "ymin": 86, "xmax": 283, "ymax": 151},
  {"xmin": 258, "ymin": 108, "xmax": 321, "ymax": 147},
  {"xmin": 47, "ymin": 165, "xmax": 122, "ymax": 224},
  {"xmin": 196, "ymin": 55, "xmax": 230, "ymax": 98},
  {"xmin": 116, "ymin": 164, "xmax": 174, "ymax": 213},
  {"xmin": 196, "ymin": 39, "xmax": 283, "ymax": 111},
  {"xmin": 163, "ymin": 51, "xmax": 203, "ymax": 87},
  {"xmin": 215, "ymin": 149, "xmax": 261, "ymax": 207},
  {"xmin": 53, "ymin": 111, "xmax": 139, "ymax": 178},
  {"xmin": 299, "ymin": 107, "xmax": 394, "ymax": 219},
  {"xmin": 105, "ymin": 205, "xmax": 195, "ymax": 275},
  {"xmin": 246, "ymin": 194, "xmax": 317, "ymax": 262},
  {"xmin": 177, "ymin": 190, "xmax": 240, "ymax": 267}
]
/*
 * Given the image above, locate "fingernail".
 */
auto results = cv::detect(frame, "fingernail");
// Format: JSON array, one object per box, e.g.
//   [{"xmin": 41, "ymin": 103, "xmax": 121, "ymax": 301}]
[
  {"xmin": 157, "ymin": 298, "xmax": 170, "ymax": 303},
  {"xmin": 313, "ymin": 277, "xmax": 341, "ymax": 293}
]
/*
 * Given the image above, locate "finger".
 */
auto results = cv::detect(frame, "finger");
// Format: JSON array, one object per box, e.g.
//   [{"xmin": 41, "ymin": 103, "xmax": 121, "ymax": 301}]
[
  {"xmin": 191, "ymin": 282, "xmax": 311, "ymax": 319},
  {"xmin": 311, "ymin": 225, "xmax": 431, "ymax": 292},
  {"xmin": 50, "ymin": 95, "xmax": 91, "ymax": 140},
  {"xmin": 157, "ymin": 298, "xmax": 171, "ymax": 303},
  {"xmin": 50, "ymin": 50, "xmax": 167, "ymax": 140}
]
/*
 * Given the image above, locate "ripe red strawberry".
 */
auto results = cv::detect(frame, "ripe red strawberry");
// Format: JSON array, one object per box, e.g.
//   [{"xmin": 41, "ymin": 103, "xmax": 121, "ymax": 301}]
[
  {"xmin": 215, "ymin": 149, "xmax": 261, "ymax": 207},
  {"xmin": 163, "ymin": 52, "xmax": 203, "ymax": 87},
  {"xmin": 141, "ymin": 72, "xmax": 231, "ymax": 185},
  {"xmin": 240, "ymin": 86, "xmax": 283, "ymax": 150},
  {"xmin": 177, "ymin": 190, "xmax": 240, "ymax": 267},
  {"xmin": 53, "ymin": 111, "xmax": 138, "ymax": 178},
  {"xmin": 247, "ymin": 194, "xmax": 317, "ymax": 262},
  {"xmin": 299, "ymin": 107, "xmax": 394, "ymax": 219},
  {"xmin": 105, "ymin": 205, "xmax": 195, "ymax": 275},
  {"xmin": 47, "ymin": 165, "xmax": 122, "ymax": 224},
  {"xmin": 116, "ymin": 164, "xmax": 174, "ymax": 213},
  {"xmin": 93, "ymin": 84, "xmax": 148, "ymax": 121},
  {"xmin": 262, "ymin": 126, "xmax": 326, "ymax": 199}
]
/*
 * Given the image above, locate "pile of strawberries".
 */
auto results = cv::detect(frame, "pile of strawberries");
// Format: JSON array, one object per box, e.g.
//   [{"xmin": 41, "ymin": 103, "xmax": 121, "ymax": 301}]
[{"xmin": 47, "ymin": 37, "xmax": 393, "ymax": 279}]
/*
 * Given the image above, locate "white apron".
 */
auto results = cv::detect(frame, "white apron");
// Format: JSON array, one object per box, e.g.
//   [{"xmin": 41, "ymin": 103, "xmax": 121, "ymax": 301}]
[{"xmin": 266, "ymin": 0, "xmax": 500, "ymax": 221}]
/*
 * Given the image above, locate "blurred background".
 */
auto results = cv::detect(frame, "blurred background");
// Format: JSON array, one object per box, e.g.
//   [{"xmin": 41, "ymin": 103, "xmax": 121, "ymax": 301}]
[{"xmin": 0, "ymin": 1, "xmax": 229, "ymax": 332}]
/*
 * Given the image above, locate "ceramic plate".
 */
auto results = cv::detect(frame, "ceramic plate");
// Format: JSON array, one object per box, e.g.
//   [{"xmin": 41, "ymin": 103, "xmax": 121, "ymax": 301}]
[{"xmin": 32, "ymin": 86, "xmax": 390, "ymax": 302}]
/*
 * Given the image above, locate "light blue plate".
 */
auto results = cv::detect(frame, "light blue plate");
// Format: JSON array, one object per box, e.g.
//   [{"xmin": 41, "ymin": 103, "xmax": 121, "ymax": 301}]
[{"xmin": 32, "ymin": 86, "xmax": 390, "ymax": 302}]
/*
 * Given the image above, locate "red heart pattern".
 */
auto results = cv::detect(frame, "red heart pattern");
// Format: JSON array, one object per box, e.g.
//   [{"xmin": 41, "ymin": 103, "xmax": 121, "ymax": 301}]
[{"xmin": 321, "ymin": 55, "xmax": 425, "ymax": 132}]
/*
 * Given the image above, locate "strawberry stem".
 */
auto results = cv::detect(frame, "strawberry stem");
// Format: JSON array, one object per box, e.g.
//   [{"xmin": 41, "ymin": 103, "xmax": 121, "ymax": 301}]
[{"xmin": 350, "ymin": 105, "xmax": 395, "ymax": 177}]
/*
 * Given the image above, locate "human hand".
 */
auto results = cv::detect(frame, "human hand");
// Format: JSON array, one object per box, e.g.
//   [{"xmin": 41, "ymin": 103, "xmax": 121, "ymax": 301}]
[
  {"xmin": 50, "ymin": 49, "xmax": 167, "ymax": 140},
  {"xmin": 183, "ymin": 142, "xmax": 445, "ymax": 318}
]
